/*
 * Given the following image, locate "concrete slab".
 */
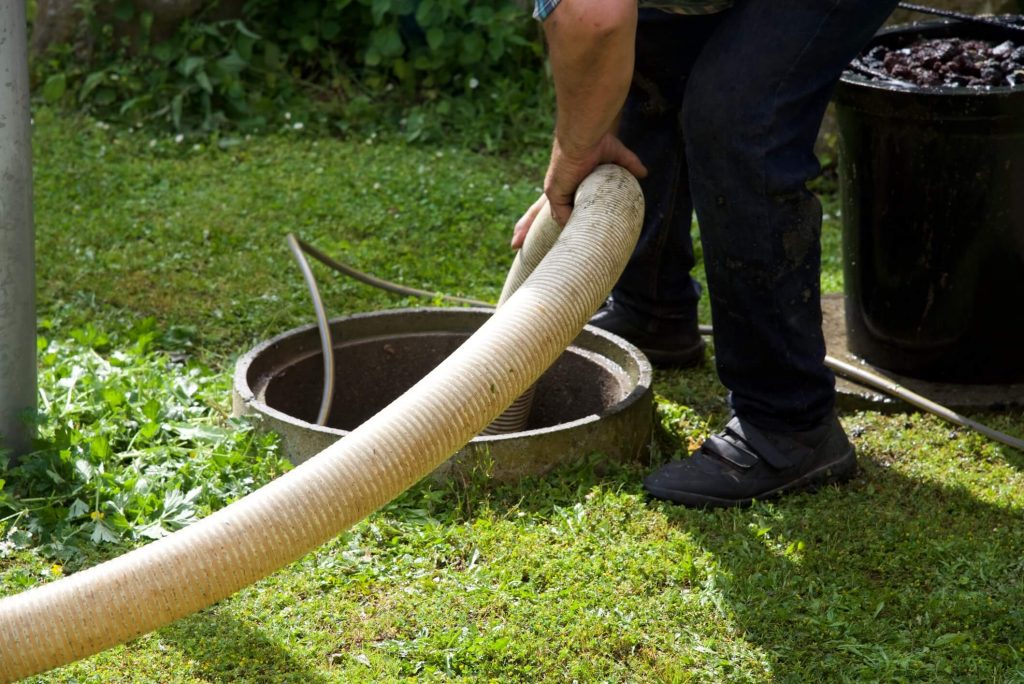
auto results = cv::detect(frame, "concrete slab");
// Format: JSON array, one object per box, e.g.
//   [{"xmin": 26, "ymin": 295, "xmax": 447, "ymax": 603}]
[{"xmin": 822, "ymin": 294, "xmax": 1024, "ymax": 412}]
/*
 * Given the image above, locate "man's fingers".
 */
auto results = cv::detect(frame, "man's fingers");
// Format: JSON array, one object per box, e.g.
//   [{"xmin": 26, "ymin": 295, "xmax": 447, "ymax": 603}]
[
  {"xmin": 622, "ymin": 149, "xmax": 648, "ymax": 179},
  {"xmin": 544, "ymin": 174, "xmax": 580, "ymax": 228},
  {"xmin": 610, "ymin": 137, "xmax": 648, "ymax": 179},
  {"xmin": 543, "ymin": 177, "xmax": 576, "ymax": 227},
  {"xmin": 536, "ymin": 132, "xmax": 646, "ymax": 230},
  {"xmin": 511, "ymin": 195, "xmax": 548, "ymax": 249},
  {"xmin": 549, "ymin": 199, "xmax": 573, "ymax": 227}
]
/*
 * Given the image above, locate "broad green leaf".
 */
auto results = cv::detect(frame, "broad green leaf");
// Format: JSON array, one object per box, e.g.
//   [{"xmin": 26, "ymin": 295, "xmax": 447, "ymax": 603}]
[
  {"xmin": 935, "ymin": 633, "xmax": 968, "ymax": 648},
  {"xmin": 171, "ymin": 424, "xmax": 230, "ymax": 443},
  {"xmin": 460, "ymin": 32, "xmax": 485, "ymax": 65},
  {"xmin": 171, "ymin": 93, "xmax": 183, "ymax": 130},
  {"xmin": 138, "ymin": 522, "xmax": 170, "ymax": 540},
  {"xmin": 234, "ymin": 21, "xmax": 262, "ymax": 39},
  {"xmin": 415, "ymin": 0, "xmax": 447, "ymax": 25},
  {"xmin": 216, "ymin": 52, "xmax": 248, "ymax": 75},
  {"xmin": 426, "ymin": 27, "xmax": 445, "ymax": 51},
  {"xmin": 195, "ymin": 71, "xmax": 213, "ymax": 94},
  {"xmin": 140, "ymin": 422, "xmax": 160, "ymax": 440},
  {"xmin": 393, "ymin": 58, "xmax": 412, "ymax": 82},
  {"xmin": 74, "ymin": 459, "xmax": 94, "ymax": 481},
  {"xmin": 179, "ymin": 56, "xmax": 205, "ymax": 78},
  {"xmin": 42, "ymin": 74, "xmax": 67, "ymax": 103},
  {"xmin": 142, "ymin": 398, "xmax": 161, "ymax": 422},
  {"xmin": 68, "ymin": 499, "xmax": 89, "ymax": 518},
  {"xmin": 94, "ymin": 87, "xmax": 117, "ymax": 106},
  {"xmin": 470, "ymin": 6, "xmax": 495, "ymax": 24},
  {"xmin": 371, "ymin": 0, "xmax": 392, "ymax": 24},
  {"xmin": 102, "ymin": 387, "xmax": 125, "ymax": 408},
  {"xmin": 79, "ymin": 72, "xmax": 105, "ymax": 102},
  {"xmin": 151, "ymin": 43, "xmax": 173, "ymax": 62},
  {"xmin": 90, "ymin": 520, "xmax": 120, "ymax": 544},
  {"xmin": 89, "ymin": 436, "xmax": 111, "ymax": 460},
  {"xmin": 488, "ymin": 37, "xmax": 504, "ymax": 61},
  {"xmin": 236, "ymin": 34, "xmax": 256, "ymax": 61},
  {"xmin": 371, "ymin": 24, "xmax": 404, "ymax": 59}
]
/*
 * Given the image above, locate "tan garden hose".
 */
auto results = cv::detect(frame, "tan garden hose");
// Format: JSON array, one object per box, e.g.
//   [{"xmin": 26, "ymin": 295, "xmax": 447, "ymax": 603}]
[
  {"xmin": 0, "ymin": 165, "xmax": 644, "ymax": 682},
  {"xmin": 482, "ymin": 200, "xmax": 564, "ymax": 434}
]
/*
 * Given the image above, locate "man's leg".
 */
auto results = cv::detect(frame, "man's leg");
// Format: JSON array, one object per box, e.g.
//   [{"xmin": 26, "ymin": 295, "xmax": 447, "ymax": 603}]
[
  {"xmin": 590, "ymin": 11, "xmax": 723, "ymax": 366},
  {"xmin": 644, "ymin": 0, "xmax": 898, "ymax": 506}
]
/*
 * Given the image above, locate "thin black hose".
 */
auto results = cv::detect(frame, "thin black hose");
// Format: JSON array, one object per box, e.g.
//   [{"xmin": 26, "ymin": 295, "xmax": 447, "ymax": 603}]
[
  {"xmin": 288, "ymin": 239, "xmax": 1023, "ymax": 452},
  {"xmin": 292, "ymin": 236, "xmax": 493, "ymax": 308}
]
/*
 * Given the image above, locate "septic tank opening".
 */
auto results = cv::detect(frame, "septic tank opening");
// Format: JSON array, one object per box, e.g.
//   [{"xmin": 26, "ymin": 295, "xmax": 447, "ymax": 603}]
[
  {"xmin": 262, "ymin": 331, "xmax": 623, "ymax": 432},
  {"xmin": 234, "ymin": 307, "xmax": 653, "ymax": 480}
]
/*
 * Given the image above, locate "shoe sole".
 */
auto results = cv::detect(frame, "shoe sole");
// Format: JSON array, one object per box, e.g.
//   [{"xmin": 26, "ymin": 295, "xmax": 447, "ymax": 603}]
[{"xmin": 644, "ymin": 447, "xmax": 858, "ymax": 509}]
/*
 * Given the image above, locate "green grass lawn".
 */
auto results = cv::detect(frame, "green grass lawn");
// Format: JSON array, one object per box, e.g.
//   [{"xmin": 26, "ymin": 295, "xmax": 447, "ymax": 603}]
[{"xmin": 2, "ymin": 107, "xmax": 1022, "ymax": 683}]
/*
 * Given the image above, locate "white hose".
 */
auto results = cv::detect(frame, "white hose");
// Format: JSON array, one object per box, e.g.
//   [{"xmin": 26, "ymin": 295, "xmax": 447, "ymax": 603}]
[
  {"xmin": 483, "ymin": 199, "xmax": 563, "ymax": 434},
  {"xmin": 0, "ymin": 165, "xmax": 644, "ymax": 682}
]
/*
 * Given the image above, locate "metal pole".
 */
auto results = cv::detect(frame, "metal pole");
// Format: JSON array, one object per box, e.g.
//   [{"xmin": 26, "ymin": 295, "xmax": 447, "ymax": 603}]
[{"xmin": 0, "ymin": 0, "xmax": 36, "ymax": 465}]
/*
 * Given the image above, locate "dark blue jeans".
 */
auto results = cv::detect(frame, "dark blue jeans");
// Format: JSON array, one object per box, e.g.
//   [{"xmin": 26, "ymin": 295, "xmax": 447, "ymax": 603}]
[{"xmin": 614, "ymin": 0, "xmax": 898, "ymax": 432}]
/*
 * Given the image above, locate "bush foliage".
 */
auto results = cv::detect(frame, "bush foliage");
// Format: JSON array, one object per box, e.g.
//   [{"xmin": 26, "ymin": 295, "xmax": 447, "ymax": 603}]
[{"xmin": 32, "ymin": 0, "xmax": 550, "ymax": 147}]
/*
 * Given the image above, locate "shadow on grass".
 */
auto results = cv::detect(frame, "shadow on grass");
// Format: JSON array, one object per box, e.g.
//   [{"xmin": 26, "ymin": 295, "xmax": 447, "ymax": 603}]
[
  {"xmin": 656, "ymin": 458, "xmax": 1024, "ymax": 680},
  {"xmin": 411, "ymin": 408, "xmax": 1023, "ymax": 680},
  {"xmin": 158, "ymin": 610, "xmax": 330, "ymax": 684}
]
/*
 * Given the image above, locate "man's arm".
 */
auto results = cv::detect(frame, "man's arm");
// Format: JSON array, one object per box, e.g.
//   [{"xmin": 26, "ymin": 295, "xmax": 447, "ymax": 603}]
[{"xmin": 513, "ymin": 0, "xmax": 646, "ymax": 247}]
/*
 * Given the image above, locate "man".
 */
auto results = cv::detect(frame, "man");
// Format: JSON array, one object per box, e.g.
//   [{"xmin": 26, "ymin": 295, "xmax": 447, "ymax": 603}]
[{"xmin": 513, "ymin": 0, "xmax": 898, "ymax": 507}]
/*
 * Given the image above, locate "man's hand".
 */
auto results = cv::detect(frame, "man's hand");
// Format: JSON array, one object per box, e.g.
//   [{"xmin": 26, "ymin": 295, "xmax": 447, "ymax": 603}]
[
  {"xmin": 543, "ymin": 131, "xmax": 647, "ymax": 228},
  {"xmin": 512, "ymin": 133, "xmax": 646, "ymax": 249},
  {"xmin": 511, "ymin": 0, "xmax": 645, "ymax": 248},
  {"xmin": 512, "ymin": 195, "xmax": 548, "ymax": 249}
]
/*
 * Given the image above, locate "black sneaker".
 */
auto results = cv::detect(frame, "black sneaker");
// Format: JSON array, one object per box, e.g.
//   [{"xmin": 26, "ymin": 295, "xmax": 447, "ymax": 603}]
[
  {"xmin": 589, "ymin": 298, "xmax": 705, "ymax": 368},
  {"xmin": 643, "ymin": 414, "xmax": 857, "ymax": 508}
]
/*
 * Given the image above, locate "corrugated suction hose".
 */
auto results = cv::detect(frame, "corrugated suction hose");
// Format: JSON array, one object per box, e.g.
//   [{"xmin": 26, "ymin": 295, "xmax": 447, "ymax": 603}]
[
  {"xmin": 482, "ymin": 199, "xmax": 562, "ymax": 435},
  {"xmin": 0, "ymin": 165, "xmax": 644, "ymax": 682}
]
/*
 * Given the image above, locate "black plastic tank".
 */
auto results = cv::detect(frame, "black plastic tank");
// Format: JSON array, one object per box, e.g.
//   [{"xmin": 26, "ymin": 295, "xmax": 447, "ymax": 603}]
[{"xmin": 835, "ymin": 20, "xmax": 1024, "ymax": 383}]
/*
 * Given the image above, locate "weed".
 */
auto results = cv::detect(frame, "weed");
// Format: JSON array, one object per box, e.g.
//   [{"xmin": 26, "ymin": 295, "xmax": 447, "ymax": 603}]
[{"xmin": 1, "ymin": 319, "xmax": 290, "ymax": 572}]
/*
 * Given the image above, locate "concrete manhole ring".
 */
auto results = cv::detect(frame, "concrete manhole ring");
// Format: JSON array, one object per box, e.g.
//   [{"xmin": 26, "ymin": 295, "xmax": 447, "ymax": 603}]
[{"xmin": 233, "ymin": 307, "xmax": 654, "ymax": 481}]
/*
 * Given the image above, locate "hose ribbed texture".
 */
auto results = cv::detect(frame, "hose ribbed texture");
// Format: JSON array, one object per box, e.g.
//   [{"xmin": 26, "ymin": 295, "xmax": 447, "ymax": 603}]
[
  {"xmin": 0, "ymin": 165, "xmax": 643, "ymax": 682},
  {"xmin": 482, "ymin": 200, "xmax": 563, "ymax": 435}
]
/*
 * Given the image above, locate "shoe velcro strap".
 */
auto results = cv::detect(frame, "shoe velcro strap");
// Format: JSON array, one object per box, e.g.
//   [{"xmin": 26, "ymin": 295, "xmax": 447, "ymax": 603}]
[
  {"xmin": 723, "ymin": 417, "xmax": 795, "ymax": 470},
  {"xmin": 705, "ymin": 434, "xmax": 759, "ymax": 470}
]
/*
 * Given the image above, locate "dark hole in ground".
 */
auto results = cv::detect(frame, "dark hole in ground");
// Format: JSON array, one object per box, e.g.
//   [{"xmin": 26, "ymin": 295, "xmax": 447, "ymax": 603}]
[{"xmin": 261, "ymin": 333, "xmax": 627, "ymax": 432}]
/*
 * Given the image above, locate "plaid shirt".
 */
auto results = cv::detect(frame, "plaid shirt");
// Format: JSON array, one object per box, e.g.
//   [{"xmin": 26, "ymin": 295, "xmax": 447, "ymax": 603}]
[{"xmin": 534, "ymin": 0, "xmax": 732, "ymax": 20}]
